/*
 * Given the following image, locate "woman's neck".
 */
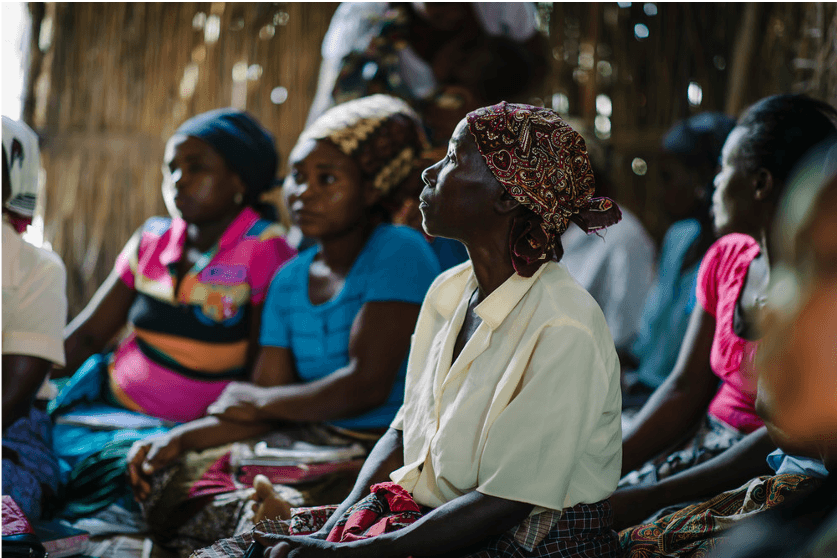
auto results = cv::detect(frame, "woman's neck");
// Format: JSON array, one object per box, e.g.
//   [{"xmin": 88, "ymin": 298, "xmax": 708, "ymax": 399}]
[
  {"xmin": 315, "ymin": 219, "xmax": 380, "ymax": 276},
  {"xmin": 185, "ymin": 208, "xmax": 243, "ymax": 253},
  {"xmin": 466, "ymin": 233, "xmax": 517, "ymax": 302}
]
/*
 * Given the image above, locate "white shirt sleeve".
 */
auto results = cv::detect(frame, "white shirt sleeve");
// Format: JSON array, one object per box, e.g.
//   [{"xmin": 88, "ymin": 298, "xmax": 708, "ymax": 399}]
[{"xmin": 2, "ymin": 248, "xmax": 68, "ymax": 366}]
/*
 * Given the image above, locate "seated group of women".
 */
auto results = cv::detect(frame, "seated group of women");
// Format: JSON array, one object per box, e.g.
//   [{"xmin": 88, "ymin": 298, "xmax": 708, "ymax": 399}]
[{"xmin": 5, "ymin": 89, "xmax": 837, "ymax": 558}]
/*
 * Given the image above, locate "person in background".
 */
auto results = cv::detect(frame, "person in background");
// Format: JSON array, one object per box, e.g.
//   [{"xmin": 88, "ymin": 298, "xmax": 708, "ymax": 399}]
[
  {"xmin": 709, "ymin": 138, "xmax": 837, "ymax": 558},
  {"xmin": 559, "ymin": 127, "xmax": 656, "ymax": 363},
  {"xmin": 623, "ymin": 113, "xmax": 736, "ymax": 410},
  {"xmin": 307, "ymin": 3, "xmax": 547, "ymax": 131},
  {"xmin": 47, "ymin": 108, "xmax": 296, "ymax": 518},
  {"xmin": 126, "ymin": 95, "xmax": 440, "ymax": 556},
  {"xmin": 621, "ymin": 137, "xmax": 837, "ymax": 558},
  {"xmin": 614, "ymin": 94, "xmax": 837, "ymax": 536},
  {"xmin": 2, "ymin": 116, "xmax": 67, "ymax": 521}
]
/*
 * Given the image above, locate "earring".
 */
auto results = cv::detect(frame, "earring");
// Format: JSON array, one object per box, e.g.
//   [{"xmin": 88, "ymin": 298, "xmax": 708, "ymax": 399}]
[{"xmin": 234, "ymin": 192, "xmax": 244, "ymax": 205}]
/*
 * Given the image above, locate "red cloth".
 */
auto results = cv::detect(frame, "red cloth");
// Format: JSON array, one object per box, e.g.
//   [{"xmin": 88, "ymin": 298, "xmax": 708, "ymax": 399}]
[
  {"xmin": 326, "ymin": 482, "xmax": 423, "ymax": 543},
  {"xmin": 2, "ymin": 495, "xmax": 35, "ymax": 536}
]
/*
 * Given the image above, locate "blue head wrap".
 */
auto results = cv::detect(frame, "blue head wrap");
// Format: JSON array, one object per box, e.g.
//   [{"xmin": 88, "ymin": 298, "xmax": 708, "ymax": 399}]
[
  {"xmin": 174, "ymin": 108, "xmax": 278, "ymax": 201},
  {"xmin": 662, "ymin": 112, "xmax": 736, "ymax": 168}
]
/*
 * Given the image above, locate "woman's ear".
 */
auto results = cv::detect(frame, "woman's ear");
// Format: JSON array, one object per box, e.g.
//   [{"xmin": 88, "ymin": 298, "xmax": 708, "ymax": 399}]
[
  {"xmin": 753, "ymin": 168, "xmax": 774, "ymax": 201},
  {"xmin": 493, "ymin": 188, "xmax": 520, "ymax": 215}
]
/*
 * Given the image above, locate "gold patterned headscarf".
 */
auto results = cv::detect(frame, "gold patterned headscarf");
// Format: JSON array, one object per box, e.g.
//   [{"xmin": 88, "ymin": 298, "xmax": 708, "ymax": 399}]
[{"xmin": 298, "ymin": 94, "xmax": 428, "ymax": 196}]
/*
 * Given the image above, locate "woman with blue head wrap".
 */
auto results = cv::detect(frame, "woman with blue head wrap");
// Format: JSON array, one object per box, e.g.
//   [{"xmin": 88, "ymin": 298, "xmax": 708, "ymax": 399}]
[{"xmin": 49, "ymin": 109, "xmax": 296, "ymax": 517}]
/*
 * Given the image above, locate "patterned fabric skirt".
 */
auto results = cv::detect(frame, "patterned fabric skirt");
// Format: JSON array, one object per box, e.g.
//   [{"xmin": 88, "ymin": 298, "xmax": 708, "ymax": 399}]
[
  {"xmin": 192, "ymin": 486, "xmax": 619, "ymax": 558},
  {"xmin": 619, "ymin": 473, "xmax": 820, "ymax": 557},
  {"xmin": 142, "ymin": 424, "xmax": 381, "ymax": 557},
  {"xmin": 1, "ymin": 407, "xmax": 61, "ymax": 521},
  {"xmin": 619, "ymin": 414, "xmax": 747, "ymax": 489}
]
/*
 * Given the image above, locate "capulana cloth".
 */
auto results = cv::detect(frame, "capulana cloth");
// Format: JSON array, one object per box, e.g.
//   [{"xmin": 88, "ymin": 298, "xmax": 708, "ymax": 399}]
[
  {"xmin": 174, "ymin": 108, "xmax": 278, "ymax": 198},
  {"xmin": 466, "ymin": 102, "xmax": 622, "ymax": 276},
  {"xmin": 297, "ymin": 94, "xmax": 428, "ymax": 195},
  {"xmin": 2, "ymin": 116, "xmax": 40, "ymax": 217}
]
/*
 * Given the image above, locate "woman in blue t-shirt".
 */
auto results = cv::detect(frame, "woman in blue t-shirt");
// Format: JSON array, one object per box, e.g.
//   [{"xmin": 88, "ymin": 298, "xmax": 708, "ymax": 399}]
[{"xmin": 126, "ymin": 95, "xmax": 440, "ymax": 551}]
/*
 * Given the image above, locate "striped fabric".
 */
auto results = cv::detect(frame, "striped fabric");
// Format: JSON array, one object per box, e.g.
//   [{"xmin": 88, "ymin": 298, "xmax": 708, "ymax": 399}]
[{"xmin": 109, "ymin": 207, "xmax": 295, "ymax": 422}]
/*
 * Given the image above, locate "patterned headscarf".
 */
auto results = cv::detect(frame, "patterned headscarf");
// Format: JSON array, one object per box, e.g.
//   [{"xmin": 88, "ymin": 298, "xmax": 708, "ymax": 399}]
[
  {"xmin": 298, "ymin": 94, "xmax": 428, "ymax": 197},
  {"xmin": 467, "ymin": 102, "xmax": 622, "ymax": 276}
]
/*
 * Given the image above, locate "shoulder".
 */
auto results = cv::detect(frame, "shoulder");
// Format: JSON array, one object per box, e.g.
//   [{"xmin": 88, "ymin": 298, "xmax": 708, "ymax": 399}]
[
  {"xmin": 139, "ymin": 216, "xmax": 173, "ymax": 237},
  {"xmin": 366, "ymin": 224, "xmax": 437, "ymax": 262},
  {"xmin": 704, "ymin": 233, "xmax": 760, "ymax": 271},
  {"xmin": 17, "ymin": 241, "xmax": 67, "ymax": 285},
  {"xmin": 535, "ymin": 263, "xmax": 613, "ymax": 341},
  {"xmin": 242, "ymin": 218, "xmax": 288, "ymax": 242}
]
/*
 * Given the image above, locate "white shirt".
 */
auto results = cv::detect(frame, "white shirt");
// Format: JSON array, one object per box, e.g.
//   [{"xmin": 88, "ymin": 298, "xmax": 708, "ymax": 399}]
[
  {"xmin": 391, "ymin": 260, "xmax": 622, "ymax": 512},
  {"xmin": 560, "ymin": 207, "xmax": 656, "ymax": 351},
  {"xmin": 2, "ymin": 220, "xmax": 67, "ymax": 366}
]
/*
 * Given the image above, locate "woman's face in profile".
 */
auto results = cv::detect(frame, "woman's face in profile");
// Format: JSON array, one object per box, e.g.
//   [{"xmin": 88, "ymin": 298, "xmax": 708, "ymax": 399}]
[{"xmin": 418, "ymin": 118, "xmax": 500, "ymax": 242}]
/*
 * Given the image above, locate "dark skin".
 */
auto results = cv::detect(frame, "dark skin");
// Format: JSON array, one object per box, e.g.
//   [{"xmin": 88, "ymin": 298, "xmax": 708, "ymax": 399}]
[
  {"xmin": 612, "ymin": 125, "xmax": 780, "ymax": 529},
  {"xmin": 128, "ymin": 139, "xmax": 422, "ymax": 499},
  {"xmin": 2, "ymin": 162, "xmax": 56, "ymax": 429},
  {"xmin": 57, "ymin": 135, "xmax": 255, "ymax": 378},
  {"xmin": 254, "ymin": 118, "xmax": 534, "ymax": 558}
]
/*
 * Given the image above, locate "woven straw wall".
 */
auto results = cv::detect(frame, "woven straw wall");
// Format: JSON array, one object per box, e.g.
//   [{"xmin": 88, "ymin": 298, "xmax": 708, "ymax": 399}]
[{"xmin": 23, "ymin": 2, "xmax": 837, "ymax": 319}]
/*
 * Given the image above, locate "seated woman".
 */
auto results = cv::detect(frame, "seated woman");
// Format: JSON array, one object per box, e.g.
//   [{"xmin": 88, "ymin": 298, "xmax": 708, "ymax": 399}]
[
  {"xmin": 49, "ymin": 108, "xmax": 296, "ymax": 512},
  {"xmin": 2, "ymin": 116, "xmax": 67, "ymax": 521},
  {"xmin": 126, "ymin": 95, "xmax": 441, "ymax": 555},
  {"xmin": 620, "ymin": 138, "xmax": 837, "ymax": 558},
  {"xmin": 710, "ymin": 139, "xmax": 837, "ymax": 557},
  {"xmin": 614, "ymin": 94, "xmax": 837, "ymax": 530},
  {"xmin": 203, "ymin": 102, "xmax": 625, "ymax": 557},
  {"xmin": 623, "ymin": 113, "xmax": 735, "ymax": 410}
]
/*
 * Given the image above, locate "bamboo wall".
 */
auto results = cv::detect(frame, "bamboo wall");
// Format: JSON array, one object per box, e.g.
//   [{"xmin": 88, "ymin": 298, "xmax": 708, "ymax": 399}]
[{"xmin": 22, "ymin": 2, "xmax": 837, "ymax": 319}]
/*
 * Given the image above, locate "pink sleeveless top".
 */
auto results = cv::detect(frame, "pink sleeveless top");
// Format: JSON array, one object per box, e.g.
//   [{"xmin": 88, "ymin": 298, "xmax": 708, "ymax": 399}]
[{"xmin": 696, "ymin": 233, "xmax": 763, "ymax": 433}]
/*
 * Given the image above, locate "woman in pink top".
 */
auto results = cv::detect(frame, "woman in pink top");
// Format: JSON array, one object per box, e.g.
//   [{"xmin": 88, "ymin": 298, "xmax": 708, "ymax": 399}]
[
  {"xmin": 52, "ymin": 109, "xmax": 295, "ymax": 438},
  {"xmin": 613, "ymin": 94, "xmax": 837, "ymax": 530}
]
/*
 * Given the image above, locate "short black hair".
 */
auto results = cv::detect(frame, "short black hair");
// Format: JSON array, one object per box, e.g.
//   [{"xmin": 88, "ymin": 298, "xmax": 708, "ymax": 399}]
[{"xmin": 737, "ymin": 94, "xmax": 837, "ymax": 188}]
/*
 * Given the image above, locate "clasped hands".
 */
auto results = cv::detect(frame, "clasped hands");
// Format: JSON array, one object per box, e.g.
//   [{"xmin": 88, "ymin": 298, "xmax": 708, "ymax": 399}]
[{"xmin": 125, "ymin": 381, "xmax": 270, "ymax": 501}]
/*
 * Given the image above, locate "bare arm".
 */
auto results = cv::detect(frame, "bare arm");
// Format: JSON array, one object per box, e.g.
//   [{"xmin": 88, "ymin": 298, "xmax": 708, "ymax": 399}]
[
  {"xmin": 127, "ymin": 414, "xmax": 274, "ymax": 500},
  {"xmin": 2, "ymin": 355, "xmax": 52, "ymax": 428},
  {"xmin": 315, "ymin": 427, "xmax": 406, "ymax": 538},
  {"xmin": 621, "ymin": 304, "xmax": 720, "ymax": 475},
  {"xmin": 258, "ymin": 487, "xmax": 533, "ymax": 558},
  {"xmin": 58, "ymin": 271, "xmax": 135, "ymax": 377},
  {"xmin": 213, "ymin": 301, "xmax": 420, "ymax": 423},
  {"xmin": 612, "ymin": 426, "xmax": 775, "ymax": 530}
]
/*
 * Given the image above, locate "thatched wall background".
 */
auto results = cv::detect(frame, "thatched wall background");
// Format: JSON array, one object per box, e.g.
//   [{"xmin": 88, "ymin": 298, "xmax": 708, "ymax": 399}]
[{"xmin": 22, "ymin": 2, "xmax": 837, "ymax": 319}]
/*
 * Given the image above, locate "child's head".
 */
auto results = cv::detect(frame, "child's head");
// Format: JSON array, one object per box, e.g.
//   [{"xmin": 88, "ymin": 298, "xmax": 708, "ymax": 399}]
[
  {"xmin": 162, "ymin": 108, "xmax": 278, "ymax": 224},
  {"xmin": 284, "ymin": 94, "xmax": 428, "ymax": 239}
]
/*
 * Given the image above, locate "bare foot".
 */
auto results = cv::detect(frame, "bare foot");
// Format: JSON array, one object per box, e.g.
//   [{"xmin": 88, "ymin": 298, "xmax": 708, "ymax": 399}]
[{"xmin": 251, "ymin": 474, "xmax": 292, "ymax": 523}]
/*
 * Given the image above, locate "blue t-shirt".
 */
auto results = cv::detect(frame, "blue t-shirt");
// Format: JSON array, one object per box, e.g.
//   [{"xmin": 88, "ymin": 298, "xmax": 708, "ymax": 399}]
[
  {"xmin": 632, "ymin": 219, "xmax": 702, "ymax": 389},
  {"xmin": 261, "ymin": 223, "xmax": 441, "ymax": 430}
]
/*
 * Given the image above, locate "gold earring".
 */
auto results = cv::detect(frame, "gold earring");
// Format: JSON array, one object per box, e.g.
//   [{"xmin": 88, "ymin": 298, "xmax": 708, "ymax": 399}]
[{"xmin": 234, "ymin": 192, "xmax": 244, "ymax": 205}]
